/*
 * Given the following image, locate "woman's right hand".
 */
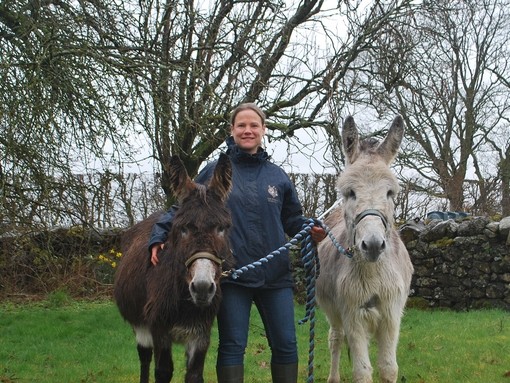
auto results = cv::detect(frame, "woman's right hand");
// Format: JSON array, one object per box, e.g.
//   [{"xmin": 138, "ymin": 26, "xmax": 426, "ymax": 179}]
[{"xmin": 150, "ymin": 243, "xmax": 164, "ymax": 266}]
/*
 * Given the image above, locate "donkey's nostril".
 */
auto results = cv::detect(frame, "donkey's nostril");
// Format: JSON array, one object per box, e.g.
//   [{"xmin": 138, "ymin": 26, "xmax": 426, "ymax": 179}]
[{"xmin": 191, "ymin": 280, "xmax": 215, "ymax": 296}]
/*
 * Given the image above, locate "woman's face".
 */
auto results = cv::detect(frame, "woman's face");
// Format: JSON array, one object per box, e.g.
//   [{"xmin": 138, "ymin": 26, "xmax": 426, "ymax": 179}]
[{"xmin": 231, "ymin": 109, "xmax": 266, "ymax": 154}]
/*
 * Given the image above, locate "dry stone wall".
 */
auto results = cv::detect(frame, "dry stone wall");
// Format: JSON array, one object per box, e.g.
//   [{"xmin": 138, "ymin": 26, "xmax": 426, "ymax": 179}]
[
  {"xmin": 400, "ymin": 216, "xmax": 510, "ymax": 310},
  {"xmin": 1, "ymin": 215, "xmax": 509, "ymax": 310}
]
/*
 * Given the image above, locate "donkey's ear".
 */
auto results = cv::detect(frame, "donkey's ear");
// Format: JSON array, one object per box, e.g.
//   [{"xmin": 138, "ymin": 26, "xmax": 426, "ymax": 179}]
[
  {"xmin": 377, "ymin": 116, "xmax": 404, "ymax": 164},
  {"xmin": 168, "ymin": 155, "xmax": 196, "ymax": 203},
  {"xmin": 342, "ymin": 116, "xmax": 360, "ymax": 165},
  {"xmin": 208, "ymin": 153, "xmax": 232, "ymax": 202}
]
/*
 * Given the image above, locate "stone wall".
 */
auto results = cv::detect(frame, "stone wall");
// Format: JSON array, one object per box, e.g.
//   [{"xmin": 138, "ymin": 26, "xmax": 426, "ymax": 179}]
[
  {"xmin": 400, "ymin": 216, "xmax": 510, "ymax": 310},
  {"xmin": 2, "ymin": 216, "xmax": 509, "ymax": 309}
]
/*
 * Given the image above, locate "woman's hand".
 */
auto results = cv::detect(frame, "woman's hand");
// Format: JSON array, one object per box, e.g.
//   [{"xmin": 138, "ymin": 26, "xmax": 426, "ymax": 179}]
[
  {"xmin": 150, "ymin": 243, "xmax": 164, "ymax": 266},
  {"xmin": 310, "ymin": 226, "xmax": 326, "ymax": 243}
]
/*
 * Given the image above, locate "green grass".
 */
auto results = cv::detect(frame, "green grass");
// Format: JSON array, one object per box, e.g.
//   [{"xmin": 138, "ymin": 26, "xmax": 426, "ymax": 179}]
[{"xmin": 0, "ymin": 298, "xmax": 508, "ymax": 382}]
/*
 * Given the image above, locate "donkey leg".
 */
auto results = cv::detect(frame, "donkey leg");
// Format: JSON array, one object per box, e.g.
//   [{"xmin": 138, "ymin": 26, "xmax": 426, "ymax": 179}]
[
  {"xmin": 137, "ymin": 344, "xmax": 152, "ymax": 383},
  {"xmin": 135, "ymin": 327, "xmax": 154, "ymax": 383},
  {"xmin": 154, "ymin": 345, "xmax": 173, "ymax": 383},
  {"xmin": 327, "ymin": 325, "xmax": 344, "ymax": 383},
  {"xmin": 184, "ymin": 338, "xmax": 209, "ymax": 383},
  {"xmin": 375, "ymin": 315, "xmax": 401, "ymax": 383},
  {"xmin": 346, "ymin": 323, "xmax": 373, "ymax": 383}
]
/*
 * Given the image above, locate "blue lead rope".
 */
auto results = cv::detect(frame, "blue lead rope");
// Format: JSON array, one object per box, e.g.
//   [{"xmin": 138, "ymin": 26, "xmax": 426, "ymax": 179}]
[
  {"xmin": 299, "ymin": 219, "xmax": 320, "ymax": 383},
  {"xmin": 228, "ymin": 218, "xmax": 351, "ymax": 383},
  {"xmin": 229, "ymin": 221, "xmax": 314, "ymax": 280}
]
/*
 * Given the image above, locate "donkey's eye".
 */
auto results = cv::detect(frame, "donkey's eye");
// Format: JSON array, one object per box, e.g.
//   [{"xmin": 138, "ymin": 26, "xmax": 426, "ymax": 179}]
[
  {"xmin": 387, "ymin": 190, "xmax": 395, "ymax": 199},
  {"xmin": 181, "ymin": 223, "xmax": 197, "ymax": 236},
  {"xmin": 216, "ymin": 226, "xmax": 225, "ymax": 235},
  {"xmin": 346, "ymin": 189, "xmax": 356, "ymax": 200}
]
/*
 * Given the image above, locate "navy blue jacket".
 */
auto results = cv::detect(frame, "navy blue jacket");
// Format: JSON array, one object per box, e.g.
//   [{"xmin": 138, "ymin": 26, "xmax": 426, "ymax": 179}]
[{"xmin": 148, "ymin": 137, "xmax": 308, "ymax": 289}]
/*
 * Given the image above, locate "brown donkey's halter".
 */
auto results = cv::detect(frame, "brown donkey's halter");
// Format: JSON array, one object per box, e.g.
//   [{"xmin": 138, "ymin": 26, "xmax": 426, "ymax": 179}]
[{"xmin": 184, "ymin": 251, "xmax": 230, "ymax": 277}]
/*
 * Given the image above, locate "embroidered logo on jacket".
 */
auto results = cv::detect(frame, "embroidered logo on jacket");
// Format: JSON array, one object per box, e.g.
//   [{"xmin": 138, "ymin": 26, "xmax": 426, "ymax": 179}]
[
  {"xmin": 268, "ymin": 185, "xmax": 278, "ymax": 198},
  {"xmin": 267, "ymin": 185, "xmax": 279, "ymax": 203}
]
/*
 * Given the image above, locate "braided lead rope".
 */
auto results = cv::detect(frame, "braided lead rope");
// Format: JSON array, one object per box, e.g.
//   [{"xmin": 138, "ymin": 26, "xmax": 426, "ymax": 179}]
[
  {"xmin": 298, "ymin": 220, "xmax": 320, "ymax": 325},
  {"xmin": 298, "ymin": 220, "xmax": 351, "ymax": 383},
  {"xmin": 229, "ymin": 221, "xmax": 314, "ymax": 280},
  {"xmin": 298, "ymin": 219, "xmax": 319, "ymax": 383},
  {"xmin": 324, "ymin": 223, "xmax": 354, "ymax": 258},
  {"xmin": 228, "ymin": 218, "xmax": 351, "ymax": 383},
  {"xmin": 229, "ymin": 220, "xmax": 350, "ymax": 280}
]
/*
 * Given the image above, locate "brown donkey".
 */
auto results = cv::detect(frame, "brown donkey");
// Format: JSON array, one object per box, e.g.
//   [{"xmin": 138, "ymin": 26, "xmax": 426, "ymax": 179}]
[
  {"xmin": 114, "ymin": 153, "xmax": 234, "ymax": 383},
  {"xmin": 316, "ymin": 116, "xmax": 414, "ymax": 383}
]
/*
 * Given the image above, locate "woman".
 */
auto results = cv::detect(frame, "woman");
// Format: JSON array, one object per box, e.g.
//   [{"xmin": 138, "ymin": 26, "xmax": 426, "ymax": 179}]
[{"xmin": 148, "ymin": 103, "xmax": 326, "ymax": 383}]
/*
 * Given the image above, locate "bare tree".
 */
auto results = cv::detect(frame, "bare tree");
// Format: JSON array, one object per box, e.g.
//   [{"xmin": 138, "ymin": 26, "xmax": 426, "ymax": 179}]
[
  {"xmin": 489, "ymin": 53, "xmax": 510, "ymax": 216},
  {"xmin": 352, "ymin": 0, "xmax": 510, "ymax": 213},
  {"xmin": 1, "ymin": 0, "xmax": 416, "ymax": 228},
  {"xmin": 129, "ymin": 0, "xmax": 417, "ymax": 204},
  {"xmin": 289, "ymin": 172, "xmax": 337, "ymax": 217},
  {"xmin": 0, "ymin": 0, "xmax": 142, "ymax": 228}
]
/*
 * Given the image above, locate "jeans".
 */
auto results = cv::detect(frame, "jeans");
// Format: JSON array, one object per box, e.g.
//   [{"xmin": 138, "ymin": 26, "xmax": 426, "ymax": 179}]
[{"xmin": 216, "ymin": 283, "xmax": 298, "ymax": 366}]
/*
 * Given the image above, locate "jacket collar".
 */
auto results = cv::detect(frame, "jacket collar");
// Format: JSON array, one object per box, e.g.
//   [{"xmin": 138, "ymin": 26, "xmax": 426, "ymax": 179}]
[{"xmin": 226, "ymin": 136, "xmax": 269, "ymax": 163}]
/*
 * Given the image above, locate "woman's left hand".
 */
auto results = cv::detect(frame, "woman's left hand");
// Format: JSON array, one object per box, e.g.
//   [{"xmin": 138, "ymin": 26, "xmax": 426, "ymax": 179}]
[{"xmin": 310, "ymin": 226, "xmax": 327, "ymax": 243}]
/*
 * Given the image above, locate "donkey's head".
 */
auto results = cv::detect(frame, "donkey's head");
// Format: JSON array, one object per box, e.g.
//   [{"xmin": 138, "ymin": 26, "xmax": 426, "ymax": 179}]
[
  {"xmin": 339, "ymin": 116, "xmax": 404, "ymax": 262},
  {"xmin": 167, "ymin": 153, "xmax": 233, "ymax": 307}
]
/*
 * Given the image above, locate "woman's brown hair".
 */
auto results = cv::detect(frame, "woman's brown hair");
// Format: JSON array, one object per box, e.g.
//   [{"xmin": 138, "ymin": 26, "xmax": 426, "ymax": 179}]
[{"xmin": 230, "ymin": 103, "xmax": 266, "ymax": 125}]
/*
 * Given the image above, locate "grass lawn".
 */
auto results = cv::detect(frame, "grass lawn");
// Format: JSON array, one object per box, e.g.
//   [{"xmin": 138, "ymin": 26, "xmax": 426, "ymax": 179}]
[{"xmin": 0, "ymin": 297, "xmax": 508, "ymax": 382}]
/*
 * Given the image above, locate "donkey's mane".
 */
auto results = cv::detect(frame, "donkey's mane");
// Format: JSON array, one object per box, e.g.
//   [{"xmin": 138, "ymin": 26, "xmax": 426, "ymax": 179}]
[
  {"xmin": 195, "ymin": 183, "xmax": 207, "ymax": 201},
  {"xmin": 342, "ymin": 148, "xmax": 398, "ymax": 184},
  {"xmin": 176, "ymin": 183, "xmax": 209, "ymax": 211},
  {"xmin": 360, "ymin": 137, "xmax": 380, "ymax": 152},
  {"xmin": 341, "ymin": 162, "xmax": 397, "ymax": 189}
]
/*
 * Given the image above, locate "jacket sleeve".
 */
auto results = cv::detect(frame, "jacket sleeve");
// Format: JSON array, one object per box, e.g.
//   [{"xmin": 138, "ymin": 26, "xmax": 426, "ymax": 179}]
[
  {"xmin": 194, "ymin": 161, "xmax": 216, "ymax": 184},
  {"xmin": 281, "ymin": 176, "xmax": 307, "ymax": 237},
  {"xmin": 147, "ymin": 205, "xmax": 178, "ymax": 251}
]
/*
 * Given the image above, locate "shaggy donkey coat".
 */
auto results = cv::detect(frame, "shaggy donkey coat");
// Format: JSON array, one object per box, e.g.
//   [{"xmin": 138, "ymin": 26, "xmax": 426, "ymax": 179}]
[{"xmin": 114, "ymin": 153, "xmax": 234, "ymax": 383}]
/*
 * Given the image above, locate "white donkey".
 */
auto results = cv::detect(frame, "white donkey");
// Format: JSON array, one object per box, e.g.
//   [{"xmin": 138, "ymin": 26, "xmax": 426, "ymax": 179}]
[{"xmin": 316, "ymin": 116, "xmax": 414, "ymax": 383}]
